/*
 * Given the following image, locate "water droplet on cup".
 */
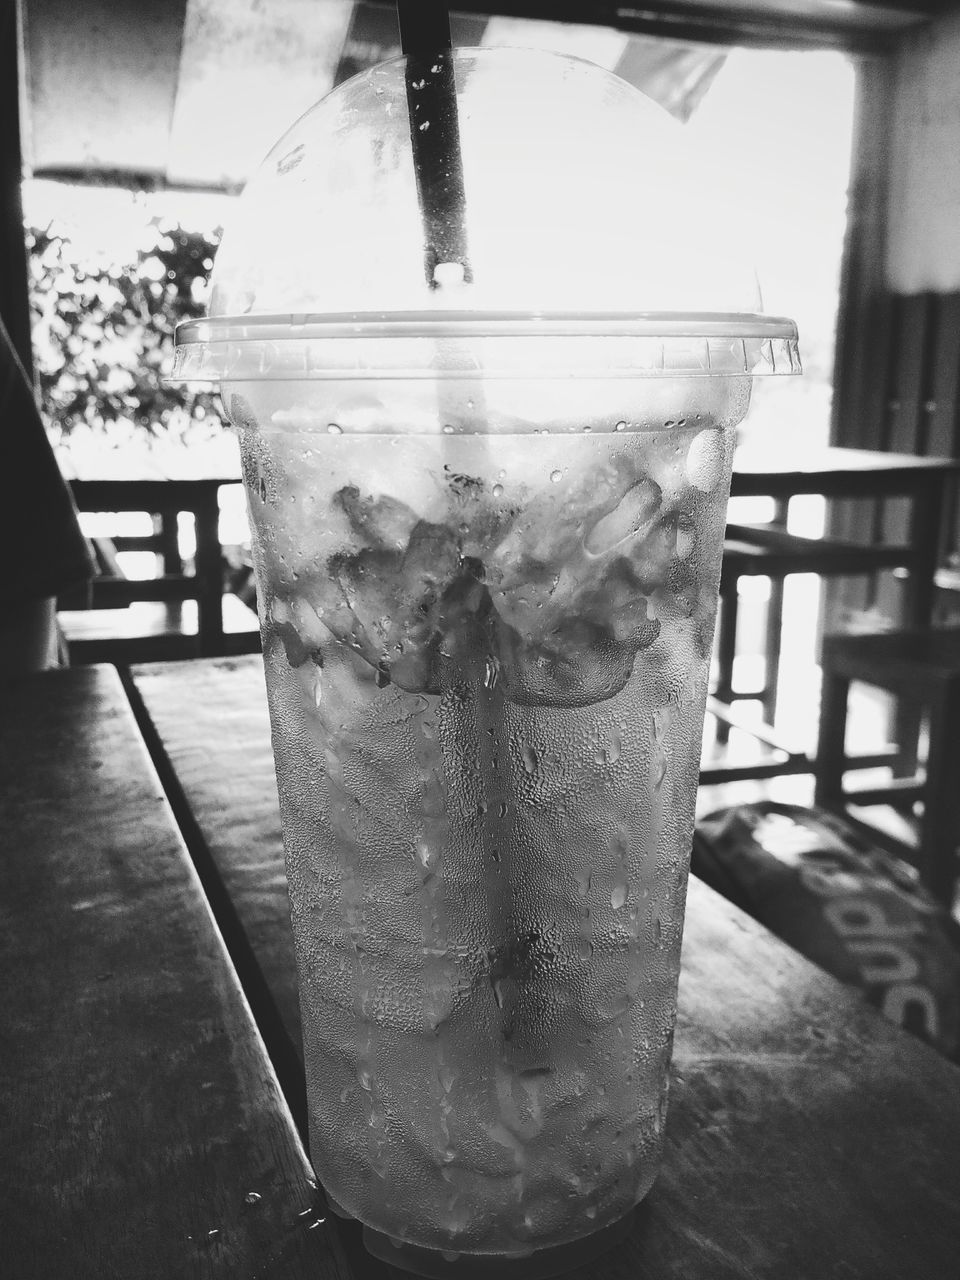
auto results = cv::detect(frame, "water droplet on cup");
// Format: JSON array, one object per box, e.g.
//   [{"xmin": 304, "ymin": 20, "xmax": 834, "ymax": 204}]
[
  {"xmin": 492, "ymin": 483, "xmax": 504, "ymax": 498},
  {"xmin": 244, "ymin": 1191, "xmax": 262, "ymax": 1206},
  {"xmin": 550, "ymin": 470, "xmax": 562, "ymax": 483},
  {"xmin": 326, "ymin": 423, "xmax": 342, "ymax": 435}
]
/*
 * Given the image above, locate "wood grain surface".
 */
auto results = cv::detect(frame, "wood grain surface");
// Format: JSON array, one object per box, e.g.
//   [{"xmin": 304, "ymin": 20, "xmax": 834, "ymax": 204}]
[
  {"xmin": 0, "ymin": 665, "xmax": 353, "ymax": 1279},
  {"xmin": 130, "ymin": 656, "xmax": 960, "ymax": 1280}
]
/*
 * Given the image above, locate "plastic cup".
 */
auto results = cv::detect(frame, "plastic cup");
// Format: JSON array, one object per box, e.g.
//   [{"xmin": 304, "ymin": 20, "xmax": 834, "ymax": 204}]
[{"xmin": 174, "ymin": 48, "xmax": 799, "ymax": 1278}]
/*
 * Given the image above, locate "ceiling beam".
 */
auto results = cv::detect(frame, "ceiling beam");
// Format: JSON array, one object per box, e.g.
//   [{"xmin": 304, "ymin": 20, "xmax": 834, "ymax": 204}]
[{"xmin": 413, "ymin": 0, "xmax": 942, "ymax": 52}]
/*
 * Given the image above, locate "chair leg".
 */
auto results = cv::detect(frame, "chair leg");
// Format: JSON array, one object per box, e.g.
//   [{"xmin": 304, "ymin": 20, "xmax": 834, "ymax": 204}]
[
  {"xmin": 918, "ymin": 685, "xmax": 960, "ymax": 907},
  {"xmin": 762, "ymin": 574, "xmax": 785, "ymax": 729},
  {"xmin": 714, "ymin": 578, "xmax": 739, "ymax": 746},
  {"xmin": 157, "ymin": 507, "xmax": 182, "ymax": 575},
  {"xmin": 892, "ymin": 700, "xmax": 922, "ymax": 779},
  {"xmin": 814, "ymin": 669, "xmax": 850, "ymax": 811}
]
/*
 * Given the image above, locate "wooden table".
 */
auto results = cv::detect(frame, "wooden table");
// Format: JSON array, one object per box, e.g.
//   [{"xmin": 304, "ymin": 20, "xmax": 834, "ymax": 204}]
[
  {"xmin": 729, "ymin": 444, "xmax": 960, "ymax": 632},
  {"xmin": 0, "ymin": 666, "xmax": 347, "ymax": 1278},
  {"xmin": 49, "ymin": 654, "xmax": 958, "ymax": 1279},
  {"xmin": 58, "ymin": 445, "xmax": 244, "ymax": 655},
  {"xmin": 59, "ymin": 442, "xmax": 960, "ymax": 662}
]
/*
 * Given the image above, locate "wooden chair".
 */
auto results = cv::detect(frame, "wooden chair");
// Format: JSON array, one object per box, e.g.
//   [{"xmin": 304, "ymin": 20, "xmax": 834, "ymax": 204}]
[
  {"xmin": 813, "ymin": 627, "xmax": 960, "ymax": 906},
  {"xmin": 713, "ymin": 512, "xmax": 925, "ymax": 744},
  {"xmin": 58, "ymin": 530, "xmax": 260, "ymax": 665}
]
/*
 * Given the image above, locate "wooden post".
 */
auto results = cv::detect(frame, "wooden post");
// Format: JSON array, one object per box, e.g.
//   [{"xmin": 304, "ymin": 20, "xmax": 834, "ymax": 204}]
[
  {"xmin": 0, "ymin": 0, "xmax": 33, "ymax": 385},
  {"xmin": 824, "ymin": 52, "xmax": 898, "ymax": 635}
]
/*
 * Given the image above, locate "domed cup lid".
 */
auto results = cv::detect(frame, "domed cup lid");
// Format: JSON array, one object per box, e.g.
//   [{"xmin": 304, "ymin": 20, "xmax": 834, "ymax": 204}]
[{"xmin": 174, "ymin": 46, "xmax": 800, "ymax": 383}]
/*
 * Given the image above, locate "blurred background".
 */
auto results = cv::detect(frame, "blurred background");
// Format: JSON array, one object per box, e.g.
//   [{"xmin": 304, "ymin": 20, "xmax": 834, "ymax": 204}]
[{"xmin": 7, "ymin": 0, "xmax": 960, "ymax": 826}]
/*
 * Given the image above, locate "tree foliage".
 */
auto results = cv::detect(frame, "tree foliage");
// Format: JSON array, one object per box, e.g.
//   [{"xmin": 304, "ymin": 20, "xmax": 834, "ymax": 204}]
[{"xmin": 27, "ymin": 218, "xmax": 227, "ymax": 442}]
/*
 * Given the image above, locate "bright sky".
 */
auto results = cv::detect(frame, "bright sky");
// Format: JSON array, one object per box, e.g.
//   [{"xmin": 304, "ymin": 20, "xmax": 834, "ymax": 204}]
[
  {"xmin": 26, "ymin": 40, "xmax": 854, "ymax": 552},
  {"xmin": 687, "ymin": 47, "xmax": 855, "ymax": 341},
  {"xmin": 22, "ymin": 38, "xmax": 854, "ymax": 397},
  {"xmin": 22, "ymin": 41, "xmax": 854, "ymax": 311}
]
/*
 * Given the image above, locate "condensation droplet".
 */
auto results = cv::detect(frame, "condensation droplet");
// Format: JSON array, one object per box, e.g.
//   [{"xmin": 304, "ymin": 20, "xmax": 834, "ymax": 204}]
[
  {"xmin": 327, "ymin": 423, "xmax": 342, "ymax": 435},
  {"xmin": 244, "ymin": 1191, "xmax": 262, "ymax": 1205},
  {"xmin": 419, "ymin": 120, "xmax": 431, "ymax": 132},
  {"xmin": 522, "ymin": 744, "xmax": 540, "ymax": 774},
  {"xmin": 611, "ymin": 882, "xmax": 628, "ymax": 911},
  {"xmin": 615, "ymin": 420, "xmax": 627, "ymax": 432},
  {"xmin": 492, "ymin": 483, "xmax": 504, "ymax": 498},
  {"xmin": 443, "ymin": 423, "xmax": 455, "ymax": 434},
  {"xmin": 550, "ymin": 470, "xmax": 562, "ymax": 483}
]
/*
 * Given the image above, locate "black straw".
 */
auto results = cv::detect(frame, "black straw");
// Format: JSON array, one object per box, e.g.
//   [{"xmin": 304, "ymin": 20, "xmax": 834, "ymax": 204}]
[
  {"xmin": 397, "ymin": 0, "xmax": 452, "ymax": 55},
  {"xmin": 397, "ymin": 0, "xmax": 472, "ymax": 288}
]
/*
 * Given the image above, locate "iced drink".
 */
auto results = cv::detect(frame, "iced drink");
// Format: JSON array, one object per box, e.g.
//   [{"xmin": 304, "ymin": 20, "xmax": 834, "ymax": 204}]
[
  {"xmin": 173, "ymin": 41, "xmax": 799, "ymax": 1277},
  {"xmin": 232, "ymin": 399, "xmax": 735, "ymax": 1258}
]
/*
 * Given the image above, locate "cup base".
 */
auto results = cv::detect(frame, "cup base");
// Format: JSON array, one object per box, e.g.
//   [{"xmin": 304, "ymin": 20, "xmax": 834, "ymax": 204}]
[{"xmin": 362, "ymin": 1208, "xmax": 636, "ymax": 1279}]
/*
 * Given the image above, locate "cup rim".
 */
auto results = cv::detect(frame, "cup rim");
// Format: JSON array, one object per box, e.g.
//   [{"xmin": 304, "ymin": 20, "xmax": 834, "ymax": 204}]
[{"xmin": 177, "ymin": 309, "xmax": 798, "ymax": 345}]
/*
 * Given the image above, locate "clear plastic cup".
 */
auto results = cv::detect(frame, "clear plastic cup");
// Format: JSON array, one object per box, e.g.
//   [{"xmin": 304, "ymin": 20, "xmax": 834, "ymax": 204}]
[{"xmin": 174, "ymin": 47, "xmax": 799, "ymax": 1278}]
